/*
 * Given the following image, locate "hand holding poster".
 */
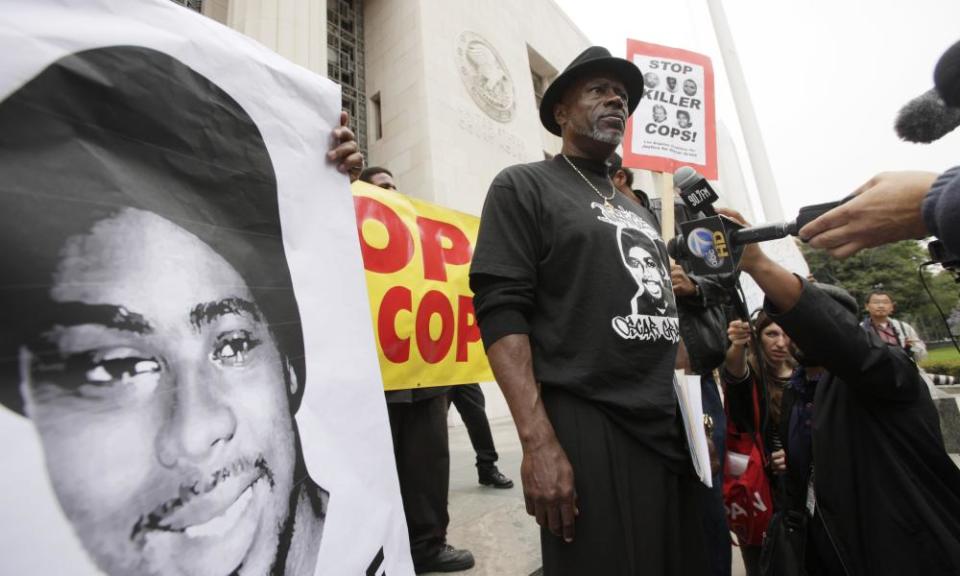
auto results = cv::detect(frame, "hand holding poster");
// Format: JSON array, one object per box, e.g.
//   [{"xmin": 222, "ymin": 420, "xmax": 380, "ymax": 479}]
[
  {"xmin": 623, "ymin": 40, "xmax": 718, "ymax": 179},
  {"xmin": 0, "ymin": 1, "xmax": 411, "ymax": 574}
]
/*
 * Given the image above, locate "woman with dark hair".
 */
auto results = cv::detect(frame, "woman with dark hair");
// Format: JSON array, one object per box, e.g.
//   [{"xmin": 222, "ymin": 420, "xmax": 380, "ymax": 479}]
[
  {"xmin": 722, "ymin": 311, "xmax": 795, "ymax": 576},
  {"xmin": 0, "ymin": 45, "xmax": 358, "ymax": 576}
]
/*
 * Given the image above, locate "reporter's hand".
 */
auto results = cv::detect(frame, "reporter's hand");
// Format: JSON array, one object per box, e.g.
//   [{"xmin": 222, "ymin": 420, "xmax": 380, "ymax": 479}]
[
  {"xmin": 771, "ymin": 449, "xmax": 787, "ymax": 474},
  {"xmin": 727, "ymin": 320, "xmax": 752, "ymax": 347},
  {"xmin": 328, "ymin": 110, "xmax": 364, "ymax": 176},
  {"xmin": 671, "ymin": 263, "xmax": 697, "ymax": 297},
  {"xmin": 715, "ymin": 207, "xmax": 767, "ymax": 273},
  {"xmin": 522, "ymin": 436, "xmax": 578, "ymax": 543},
  {"xmin": 798, "ymin": 171, "xmax": 936, "ymax": 258}
]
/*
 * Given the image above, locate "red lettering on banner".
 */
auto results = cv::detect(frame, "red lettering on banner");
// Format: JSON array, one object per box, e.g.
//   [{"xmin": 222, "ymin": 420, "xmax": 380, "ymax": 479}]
[
  {"xmin": 378, "ymin": 286, "xmax": 411, "ymax": 362},
  {"xmin": 416, "ymin": 290, "xmax": 454, "ymax": 363},
  {"xmin": 417, "ymin": 216, "xmax": 473, "ymax": 282},
  {"xmin": 456, "ymin": 295, "xmax": 481, "ymax": 362},
  {"xmin": 354, "ymin": 196, "xmax": 414, "ymax": 274}
]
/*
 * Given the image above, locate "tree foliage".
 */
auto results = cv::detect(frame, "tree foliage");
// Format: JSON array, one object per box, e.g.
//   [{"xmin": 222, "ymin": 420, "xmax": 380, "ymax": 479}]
[{"xmin": 800, "ymin": 240, "xmax": 960, "ymax": 341}]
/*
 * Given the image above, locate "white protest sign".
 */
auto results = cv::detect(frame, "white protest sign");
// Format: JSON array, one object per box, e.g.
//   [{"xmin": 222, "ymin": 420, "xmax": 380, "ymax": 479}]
[{"xmin": 0, "ymin": 1, "xmax": 412, "ymax": 574}]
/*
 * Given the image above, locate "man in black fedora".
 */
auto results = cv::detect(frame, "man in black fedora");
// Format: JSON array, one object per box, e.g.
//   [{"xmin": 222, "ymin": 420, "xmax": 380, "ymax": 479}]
[{"xmin": 470, "ymin": 47, "xmax": 705, "ymax": 575}]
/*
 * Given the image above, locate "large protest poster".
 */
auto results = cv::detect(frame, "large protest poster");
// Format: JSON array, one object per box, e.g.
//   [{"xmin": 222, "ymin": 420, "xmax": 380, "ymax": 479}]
[
  {"xmin": 352, "ymin": 181, "xmax": 495, "ymax": 390},
  {"xmin": 0, "ymin": 1, "xmax": 412, "ymax": 574},
  {"xmin": 623, "ymin": 40, "xmax": 718, "ymax": 179}
]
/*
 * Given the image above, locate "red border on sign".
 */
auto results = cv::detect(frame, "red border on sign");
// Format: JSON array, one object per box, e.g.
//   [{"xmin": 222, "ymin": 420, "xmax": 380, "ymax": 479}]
[{"xmin": 623, "ymin": 39, "xmax": 718, "ymax": 180}]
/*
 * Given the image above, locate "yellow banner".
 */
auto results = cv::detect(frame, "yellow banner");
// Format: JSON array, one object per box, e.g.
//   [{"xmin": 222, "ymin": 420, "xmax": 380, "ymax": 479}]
[{"xmin": 352, "ymin": 181, "xmax": 494, "ymax": 390}]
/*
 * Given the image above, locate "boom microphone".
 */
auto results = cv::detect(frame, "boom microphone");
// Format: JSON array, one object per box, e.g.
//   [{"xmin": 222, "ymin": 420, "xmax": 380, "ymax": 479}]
[
  {"xmin": 894, "ymin": 88, "xmax": 960, "ymax": 143},
  {"xmin": 935, "ymin": 38, "xmax": 960, "ymax": 108}
]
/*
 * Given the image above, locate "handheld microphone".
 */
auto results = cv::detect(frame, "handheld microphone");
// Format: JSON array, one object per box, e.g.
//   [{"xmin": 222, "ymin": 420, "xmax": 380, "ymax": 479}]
[
  {"xmin": 673, "ymin": 166, "xmax": 719, "ymax": 216},
  {"xmin": 894, "ymin": 88, "xmax": 960, "ymax": 143},
  {"xmin": 670, "ymin": 200, "xmax": 846, "ymax": 276},
  {"xmin": 729, "ymin": 200, "xmax": 846, "ymax": 244}
]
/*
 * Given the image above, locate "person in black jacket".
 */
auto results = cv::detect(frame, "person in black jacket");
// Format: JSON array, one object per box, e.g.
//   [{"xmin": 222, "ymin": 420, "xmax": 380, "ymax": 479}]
[{"xmin": 724, "ymin": 208, "xmax": 960, "ymax": 575}]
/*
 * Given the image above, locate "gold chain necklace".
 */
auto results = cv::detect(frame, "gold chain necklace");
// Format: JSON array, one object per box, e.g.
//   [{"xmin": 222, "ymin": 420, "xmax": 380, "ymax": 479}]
[{"xmin": 561, "ymin": 153, "xmax": 616, "ymax": 207}]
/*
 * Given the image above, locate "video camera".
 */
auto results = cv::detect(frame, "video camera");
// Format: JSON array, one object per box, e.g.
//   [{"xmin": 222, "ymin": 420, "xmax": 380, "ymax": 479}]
[{"xmin": 666, "ymin": 166, "xmax": 844, "ymax": 277}]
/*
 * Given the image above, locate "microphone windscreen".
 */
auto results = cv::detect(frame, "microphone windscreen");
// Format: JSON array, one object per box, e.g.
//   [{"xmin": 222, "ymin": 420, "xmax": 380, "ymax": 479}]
[
  {"xmin": 673, "ymin": 166, "xmax": 698, "ymax": 189},
  {"xmin": 935, "ymin": 38, "xmax": 960, "ymax": 108},
  {"xmin": 894, "ymin": 88, "xmax": 960, "ymax": 143}
]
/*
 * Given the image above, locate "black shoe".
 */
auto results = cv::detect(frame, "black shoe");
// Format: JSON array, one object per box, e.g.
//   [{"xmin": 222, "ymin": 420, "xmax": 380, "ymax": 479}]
[
  {"xmin": 414, "ymin": 544, "xmax": 475, "ymax": 573},
  {"xmin": 478, "ymin": 468, "xmax": 514, "ymax": 489}
]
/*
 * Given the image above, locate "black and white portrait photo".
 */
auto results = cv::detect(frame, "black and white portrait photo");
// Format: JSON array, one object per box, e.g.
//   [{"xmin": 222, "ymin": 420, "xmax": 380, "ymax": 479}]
[
  {"xmin": 4, "ymin": 4, "xmax": 413, "ymax": 576},
  {"xmin": 665, "ymin": 75, "xmax": 678, "ymax": 93},
  {"xmin": 643, "ymin": 71, "xmax": 660, "ymax": 89},
  {"xmin": 677, "ymin": 110, "xmax": 693, "ymax": 129},
  {"xmin": 653, "ymin": 104, "xmax": 669, "ymax": 123},
  {"xmin": 682, "ymin": 78, "xmax": 698, "ymax": 97},
  {"xmin": 617, "ymin": 227, "xmax": 676, "ymax": 318},
  {"xmin": 0, "ymin": 45, "xmax": 329, "ymax": 576}
]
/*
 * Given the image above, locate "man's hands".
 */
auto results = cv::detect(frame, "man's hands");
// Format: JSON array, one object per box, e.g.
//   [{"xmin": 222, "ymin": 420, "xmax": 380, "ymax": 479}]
[
  {"xmin": 671, "ymin": 263, "xmax": 698, "ymax": 297},
  {"xmin": 485, "ymin": 334, "xmax": 578, "ymax": 543},
  {"xmin": 798, "ymin": 171, "xmax": 936, "ymax": 258},
  {"xmin": 522, "ymin": 435, "xmax": 578, "ymax": 543},
  {"xmin": 328, "ymin": 110, "xmax": 364, "ymax": 175}
]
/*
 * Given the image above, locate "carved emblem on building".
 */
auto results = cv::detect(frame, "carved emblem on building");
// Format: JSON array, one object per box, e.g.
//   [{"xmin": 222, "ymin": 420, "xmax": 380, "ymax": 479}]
[{"xmin": 456, "ymin": 31, "xmax": 515, "ymax": 123}]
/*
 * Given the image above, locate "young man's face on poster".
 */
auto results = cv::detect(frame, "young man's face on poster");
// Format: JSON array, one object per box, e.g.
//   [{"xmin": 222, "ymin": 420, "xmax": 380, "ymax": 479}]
[{"xmin": 22, "ymin": 208, "xmax": 302, "ymax": 576}]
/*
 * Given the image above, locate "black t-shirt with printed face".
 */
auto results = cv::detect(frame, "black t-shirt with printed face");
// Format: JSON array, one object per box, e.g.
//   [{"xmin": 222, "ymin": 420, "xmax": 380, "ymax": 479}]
[{"xmin": 471, "ymin": 155, "xmax": 688, "ymax": 468}]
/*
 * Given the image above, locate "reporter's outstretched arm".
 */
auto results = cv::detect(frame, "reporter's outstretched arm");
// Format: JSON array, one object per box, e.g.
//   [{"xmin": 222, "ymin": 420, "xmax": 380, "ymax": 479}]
[
  {"xmin": 798, "ymin": 171, "xmax": 937, "ymax": 258},
  {"xmin": 719, "ymin": 209, "xmax": 921, "ymax": 401}
]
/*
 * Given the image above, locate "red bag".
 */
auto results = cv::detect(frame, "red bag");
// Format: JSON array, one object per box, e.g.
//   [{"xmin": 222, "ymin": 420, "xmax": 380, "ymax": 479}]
[{"xmin": 722, "ymin": 378, "xmax": 774, "ymax": 547}]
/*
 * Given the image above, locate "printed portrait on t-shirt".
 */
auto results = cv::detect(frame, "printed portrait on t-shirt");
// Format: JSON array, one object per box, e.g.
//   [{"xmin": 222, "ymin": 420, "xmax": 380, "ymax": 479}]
[
  {"xmin": 618, "ymin": 227, "xmax": 671, "ymax": 316},
  {"xmin": 591, "ymin": 202, "xmax": 680, "ymax": 343}
]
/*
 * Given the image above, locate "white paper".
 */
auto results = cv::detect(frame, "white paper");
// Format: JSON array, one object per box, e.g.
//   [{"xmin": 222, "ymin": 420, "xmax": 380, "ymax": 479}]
[
  {"xmin": 0, "ymin": 1, "xmax": 411, "ymax": 574},
  {"xmin": 674, "ymin": 372, "xmax": 713, "ymax": 487}
]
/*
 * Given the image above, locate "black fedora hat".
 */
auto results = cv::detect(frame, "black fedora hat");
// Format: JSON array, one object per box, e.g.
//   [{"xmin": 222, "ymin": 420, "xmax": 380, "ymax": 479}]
[{"xmin": 539, "ymin": 46, "xmax": 645, "ymax": 136}]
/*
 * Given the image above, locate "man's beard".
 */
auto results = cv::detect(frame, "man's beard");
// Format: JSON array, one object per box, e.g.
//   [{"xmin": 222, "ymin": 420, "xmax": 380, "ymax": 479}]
[{"xmin": 571, "ymin": 120, "xmax": 623, "ymax": 145}]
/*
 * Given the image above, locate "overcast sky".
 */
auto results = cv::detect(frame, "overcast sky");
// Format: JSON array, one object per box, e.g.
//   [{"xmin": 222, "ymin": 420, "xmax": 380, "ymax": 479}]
[{"xmin": 551, "ymin": 0, "xmax": 960, "ymax": 221}]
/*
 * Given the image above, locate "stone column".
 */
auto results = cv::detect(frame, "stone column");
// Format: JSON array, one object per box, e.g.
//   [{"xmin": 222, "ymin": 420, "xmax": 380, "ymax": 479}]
[{"xmin": 225, "ymin": 0, "xmax": 327, "ymax": 75}]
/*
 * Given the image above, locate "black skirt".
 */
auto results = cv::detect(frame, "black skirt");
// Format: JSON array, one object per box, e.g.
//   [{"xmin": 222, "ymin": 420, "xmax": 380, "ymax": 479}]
[{"xmin": 540, "ymin": 388, "xmax": 707, "ymax": 576}]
